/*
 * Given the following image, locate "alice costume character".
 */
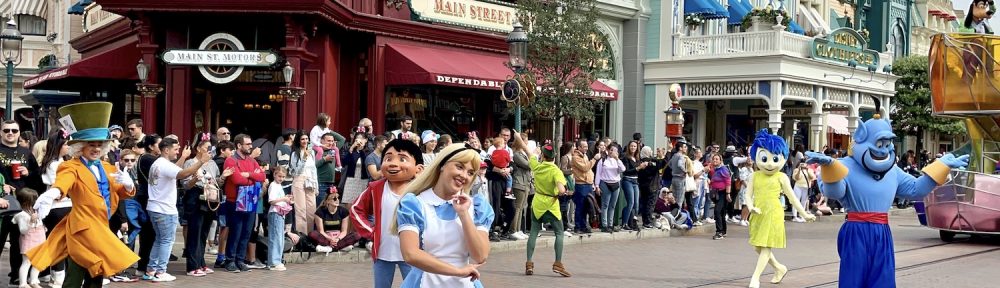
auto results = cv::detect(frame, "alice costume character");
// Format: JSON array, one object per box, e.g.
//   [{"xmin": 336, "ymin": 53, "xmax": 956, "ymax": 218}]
[
  {"xmin": 28, "ymin": 102, "xmax": 138, "ymax": 287},
  {"xmin": 806, "ymin": 104, "xmax": 969, "ymax": 288},
  {"xmin": 743, "ymin": 129, "xmax": 815, "ymax": 288}
]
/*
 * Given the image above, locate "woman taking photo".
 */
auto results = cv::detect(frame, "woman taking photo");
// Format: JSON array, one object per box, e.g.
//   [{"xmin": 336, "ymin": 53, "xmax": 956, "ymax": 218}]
[
  {"xmin": 595, "ymin": 144, "xmax": 625, "ymax": 233},
  {"xmin": 394, "ymin": 144, "xmax": 495, "ymax": 287},
  {"xmin": 182, "ymin": 133, "xmax": 229, "ymax": 277},
  {"xmin": 290, "ymin": 131, "xmax": 319, "ymax": 234},
  {"xmin": 620, "ymin": 141, "xmax": 641, "ymax": 230}
]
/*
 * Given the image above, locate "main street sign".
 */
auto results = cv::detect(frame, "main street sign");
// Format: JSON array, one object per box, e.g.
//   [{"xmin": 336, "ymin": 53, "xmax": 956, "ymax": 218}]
[
  {"xmin": 409, "ymin": 0, "xmax": 517, "ymax": 33},
  {"xmin": 810, "ymin": 28, "xmax": 880, "ymax": 68}
]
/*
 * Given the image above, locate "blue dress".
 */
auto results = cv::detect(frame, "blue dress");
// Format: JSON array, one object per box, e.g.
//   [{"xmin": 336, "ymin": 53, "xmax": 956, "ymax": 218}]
[{"xmin": 397, "ymin": 190, "xmax": 495, "ymax": 288}]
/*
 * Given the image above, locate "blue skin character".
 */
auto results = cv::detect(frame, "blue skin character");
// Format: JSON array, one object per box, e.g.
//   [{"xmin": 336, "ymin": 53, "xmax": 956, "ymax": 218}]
[{"xmin": 806, "ymin": 117, "xmax": 969, "ymax": 288}]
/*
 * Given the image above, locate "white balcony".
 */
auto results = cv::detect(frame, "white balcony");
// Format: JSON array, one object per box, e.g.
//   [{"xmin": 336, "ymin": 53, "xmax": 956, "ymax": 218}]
[{"xmin": 671, "ymin": 29, "xmax": 894, "ymax": 66}]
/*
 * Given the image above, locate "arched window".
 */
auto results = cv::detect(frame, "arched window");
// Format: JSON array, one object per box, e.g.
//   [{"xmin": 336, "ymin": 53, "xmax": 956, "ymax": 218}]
[
  {"xmin": 15, "ymin": 15, "xmax": 46, "ymax": 36},
  {"xmin": 892, "ymin": 20, "xmax": 906, "ymax": 58}
]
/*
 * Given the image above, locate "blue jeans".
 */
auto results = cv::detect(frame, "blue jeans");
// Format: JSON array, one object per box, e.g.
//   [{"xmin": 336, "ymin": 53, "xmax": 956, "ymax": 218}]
[
  {"xmin": 691, "ymin": 182, "xmax": 705, "ymax": 220},
  {"xmin": 267, "ymin": 212, "xmax": 285, "ymax": 267},
  {"xmin": 148, "ymin": 211, "xmax": 178, "ymax": 273},
  {"xmin": 599, "ymin": 181, "xmax": 620, "ymax": 228},
  {"xmin": 373, "ymin": 259, "xmax": 413, "ymax": 288},
  {"xmin": 621, "ymin": 177, "xmax": 639, "ymax": 226},
  {"xmin": 572, "ymin": 184, "xmax": 593, "ymax": 230},
  {"xmin": 318, "ymin": 182, "xmax": 335, "ymax": 205},
  {"xmin": 225, "ymin": 208, "xmax": 255, "ymax": 264}
]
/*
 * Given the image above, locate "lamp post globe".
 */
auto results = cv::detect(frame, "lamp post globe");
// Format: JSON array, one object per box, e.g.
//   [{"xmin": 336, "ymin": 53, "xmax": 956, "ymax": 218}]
[
  {"xmin": 283, "ymin": 62, "xmax": 294, "ymax": 86},
  {"xmin": 1, "ymin": 19, "xmax": 23, "ymax": 121},
  {"xmin": 136, "ymin": 59, "xmax": 149, "ymax": 84}
]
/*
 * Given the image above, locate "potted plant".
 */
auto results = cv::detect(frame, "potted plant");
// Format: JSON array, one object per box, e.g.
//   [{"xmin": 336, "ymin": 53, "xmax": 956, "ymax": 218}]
[
  {"xmin": 740, "ymin": 5, "xmax": 792, "ymax": 32},
  {"xmin": 37, "ymin": 54, "xmax": 58, "ymax": 70},
  {"xmin": 685, "ymin": 14, "xmax": 705, "ymax": 33}
]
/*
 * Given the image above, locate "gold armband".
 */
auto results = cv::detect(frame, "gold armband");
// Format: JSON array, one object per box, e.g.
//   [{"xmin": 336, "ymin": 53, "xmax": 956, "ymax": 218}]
[
  {"xmin": 921, "ymin": 161, "xmax": 951, "ymax": 185},
  {"xmin": 820, "ymin": 160, "xmax": 849, "ymax": 183}
]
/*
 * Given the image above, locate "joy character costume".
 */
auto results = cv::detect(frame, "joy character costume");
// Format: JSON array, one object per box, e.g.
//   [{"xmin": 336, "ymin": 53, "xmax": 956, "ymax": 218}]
[
  {"xmin": 743, "ymin": 129, "xmax": 814, "ymax": 288},
  {"xmin": 28, "ymin": 102, "xmax": 138, "ymax": 286},
  {"xmin": 806, "ymin": 103, "xmax": 969, "ymax": 288}
]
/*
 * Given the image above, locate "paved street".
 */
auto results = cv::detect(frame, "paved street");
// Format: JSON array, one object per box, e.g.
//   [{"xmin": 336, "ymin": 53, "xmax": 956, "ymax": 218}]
[{"xmin": 4, "ymin": 212, "xmax": 997, "ymax": 287}]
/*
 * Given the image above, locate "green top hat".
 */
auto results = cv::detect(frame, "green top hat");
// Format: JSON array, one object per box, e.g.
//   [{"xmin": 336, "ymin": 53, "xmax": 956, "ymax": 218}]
[{"xmin": 58, "ymin": 102, "xmax": 113, "ymax": 143}]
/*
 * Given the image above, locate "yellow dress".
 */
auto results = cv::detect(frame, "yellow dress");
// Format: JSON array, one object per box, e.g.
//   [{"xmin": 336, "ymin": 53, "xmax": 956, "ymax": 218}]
[
  {"xmin": 27, "ymin": 160, "xmax": 138, "ymax": 277},
  {"xmin": 747, "ymin": 171, "xmax": 786, "ymax": 248}
]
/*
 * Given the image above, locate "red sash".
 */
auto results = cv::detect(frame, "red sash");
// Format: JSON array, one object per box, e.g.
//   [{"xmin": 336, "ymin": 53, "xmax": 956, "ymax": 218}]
[{"xmin": 846, "ymin": 212, "xmax": 889, "ymax": 224}]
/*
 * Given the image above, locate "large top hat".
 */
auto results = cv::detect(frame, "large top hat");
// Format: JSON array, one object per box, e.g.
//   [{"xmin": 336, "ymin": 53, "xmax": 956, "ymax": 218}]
[{"xmin": 58, "ymin": 102, "xmax": 113, "ymax": 144}]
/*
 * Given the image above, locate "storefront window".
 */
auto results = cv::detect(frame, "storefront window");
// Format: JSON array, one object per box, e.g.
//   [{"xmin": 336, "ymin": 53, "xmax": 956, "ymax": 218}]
[
  {"xmin": 15, "ymin": 15, "xmax": 46, "ymax": 36},
  {"xmin": 385, "ymin": 87, "xmax": 500, "ymax": 138}
]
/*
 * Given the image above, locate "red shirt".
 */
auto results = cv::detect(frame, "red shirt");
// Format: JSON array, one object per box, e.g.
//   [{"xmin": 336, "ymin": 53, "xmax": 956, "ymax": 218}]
[
  {"xmin": 223, "ymin": 153, "xmax": 266, "ymax": 202},
  {"xmin": 491, "ymin": 149, "xmax": 511, "ymax": 168}
]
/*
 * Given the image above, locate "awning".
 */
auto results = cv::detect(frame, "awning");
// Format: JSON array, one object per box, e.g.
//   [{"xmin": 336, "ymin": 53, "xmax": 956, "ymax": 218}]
[
  {"xmin": 740, "ymin": 0, "xmax": 753, "ymax": 12},
  {"xmin": 727, "ymin": 3, "xmax": 749, "ymax": 25},
  {"xmin": 788, "ymin": 20, "xmax": 805, "ymax": 35},
  {"xmin": 383, "ymin": 43, "xmax": 618, "ymax": 100},
  {"xmin": 685, "ymin": 0, "xmax": 728, "ymax": 19},
  {"xmin": 23, "ymin": 40, "xmax": 140, "ymax": 90},
  {"xmin": 68, "ymin": 0, "xmax": 94, "ymax": 15},
  {"xmin": 11, "ymin": 0, "xmax": 47, "ymax": 17},
  {"xmin": 827, "ymin": 114, "xmax": 850, "ymax": 135}
]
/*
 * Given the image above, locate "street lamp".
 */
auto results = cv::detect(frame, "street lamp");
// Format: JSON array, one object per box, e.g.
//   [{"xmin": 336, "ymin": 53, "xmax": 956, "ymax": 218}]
[
  {"xmin": 278, "ymin": 62, "xmax": 304, "ymax": 101},
  {"xmin": 506, "ymin": 20, "xmax": 528, "ymax": 131},
  {"xmin": 665, "ymin": 83, "xmax": 684, "ymax": 143},
  {"xmin": 135, "ymin": 59, "xmax": 163, "ymax": 97},
  {"xmin": 1, "ymin": 19, "xmax": 24, "ymax": 120}
]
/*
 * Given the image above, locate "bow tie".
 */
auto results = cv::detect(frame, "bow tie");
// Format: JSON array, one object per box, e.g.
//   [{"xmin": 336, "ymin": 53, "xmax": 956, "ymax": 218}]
[{"xmin": 83, "ymin": 159, "xmax": 101, "ymax": 167}]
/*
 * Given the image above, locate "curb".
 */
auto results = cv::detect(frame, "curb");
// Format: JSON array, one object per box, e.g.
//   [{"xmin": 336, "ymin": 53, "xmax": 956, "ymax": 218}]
[{"xmin": 283, "ymin": 224, "xmax": 717, "ymax": 265}]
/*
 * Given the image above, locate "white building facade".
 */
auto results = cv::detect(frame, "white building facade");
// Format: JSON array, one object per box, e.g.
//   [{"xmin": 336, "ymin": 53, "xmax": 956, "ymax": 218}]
[{"xmin": 636, "ymin": 0, "xmax": 899, "ymax": 152}]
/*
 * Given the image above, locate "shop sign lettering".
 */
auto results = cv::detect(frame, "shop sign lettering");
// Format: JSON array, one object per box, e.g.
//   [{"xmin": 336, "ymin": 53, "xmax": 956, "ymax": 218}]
[
  {"xmin": 748, "ymin": 105, "xmax": 812, "ymax": 119},
  {"xmin": 810, "ymin": 28, "xmax": 879, "ymax": 67},
  {"xmin": 410, "ymin": 0, "xmax": 517, "ymax": 33},
  {"xmin": 162, "ymin": 50, "xmax": 278, "ymax": 67},
  {"xmin": 436, "ymin": 75, "xmax": 504, "ymax": 89}
]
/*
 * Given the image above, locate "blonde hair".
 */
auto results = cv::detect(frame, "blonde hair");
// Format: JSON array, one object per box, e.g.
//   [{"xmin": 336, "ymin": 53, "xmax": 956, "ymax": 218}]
[
  {"xmin": 391, "ymin": 143, "xmax": 482, "ymax": 234},
  {"xmin": 32, "ymin": 140, "xmax": 47, "ymax": 164}
]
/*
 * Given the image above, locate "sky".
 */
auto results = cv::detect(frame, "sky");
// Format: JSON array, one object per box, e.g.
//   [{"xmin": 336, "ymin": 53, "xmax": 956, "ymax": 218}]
[{"xmin": 952, "ymin": 0, "xmax": 1000, "ymax": 29}]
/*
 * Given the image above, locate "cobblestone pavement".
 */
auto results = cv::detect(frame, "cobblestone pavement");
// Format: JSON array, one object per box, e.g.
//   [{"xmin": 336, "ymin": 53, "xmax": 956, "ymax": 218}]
[{"xmin": 3, "ymin": 212, "xmax": 999, "ymax": 287}]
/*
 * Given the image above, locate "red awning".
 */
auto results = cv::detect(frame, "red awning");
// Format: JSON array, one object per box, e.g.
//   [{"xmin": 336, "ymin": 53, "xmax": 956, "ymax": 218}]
[
  {"xmin": 384, "ymin": 43, "xmax": 618, "ymax": 100},
  {"xmin": 24, "ymin": 40, "xmax": 140, "ymax": 90}
]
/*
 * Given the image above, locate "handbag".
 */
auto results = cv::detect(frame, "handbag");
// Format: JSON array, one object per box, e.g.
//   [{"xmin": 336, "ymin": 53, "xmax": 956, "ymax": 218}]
[
  {"xmin": 564, "ymin": 174, "xmax": 575, "ymax": 191},
  {"xmin": 685, "ymin": 176, "xmax": 697, "ymax": 192},
  {"xmin": 0, "ymin": 194, "xmax": 22, "ymax": 216}
]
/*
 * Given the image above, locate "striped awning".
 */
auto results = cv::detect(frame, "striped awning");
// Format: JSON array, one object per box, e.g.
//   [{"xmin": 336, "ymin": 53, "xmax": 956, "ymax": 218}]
[{"xmin": 11, "ymin": 0, "xmax": 47, "ymax": 18}]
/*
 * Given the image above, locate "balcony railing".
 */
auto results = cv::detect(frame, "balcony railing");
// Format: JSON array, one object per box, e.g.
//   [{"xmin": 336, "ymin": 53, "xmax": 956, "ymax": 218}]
[{"xmin": 674, "ymin": 30, "xmax": 815, "ymax": 60}]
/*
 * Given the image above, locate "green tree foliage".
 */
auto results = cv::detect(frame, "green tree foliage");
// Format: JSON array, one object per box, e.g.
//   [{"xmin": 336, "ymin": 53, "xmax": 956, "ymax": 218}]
[
  {"xmin": 517, "ymin": 0, "xmax": 604, "ymax": 131},
  {"xmin": 890, "ymin": 55, "xmax": 965, "ymax": 137}
]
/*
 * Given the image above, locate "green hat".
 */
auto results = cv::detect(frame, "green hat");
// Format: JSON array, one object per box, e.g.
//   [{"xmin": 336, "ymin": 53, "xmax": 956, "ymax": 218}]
[
  {"xmin": 58, "ymin": 102, "xmax": 113, "ymax": 144},
  {"xmin": 541, "ymin": 144, "xmax": 556, "ymax": 160}
]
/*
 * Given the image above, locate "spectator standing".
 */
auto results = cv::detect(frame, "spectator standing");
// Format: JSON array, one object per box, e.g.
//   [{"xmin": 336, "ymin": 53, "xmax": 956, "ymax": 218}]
[
  {"xmin": 310, "ymin": 113, "xmax": 345, "ymax": 147},
  {"xmin": 266, "ymin": 167, "xmax": 292, "ymax": 271},
  {"xmin": 620, "ymin": 141, "xmax": 641, "ymax": 230},
  {"xmin": 595, "ymin": 145, "xmax": 625, "ymax": 232},
  {"xmin": 791, "ymin": 162, "xmax": 815, "ymax": 223},
  {"xmin": 570, "ymin": 140, "xmax": 595, "ymax": 234},
  {"xmin": 221, "ymin": 134, "xmax": 266, "ymax": 273},
  {"xmin": 709, "ymin": 154, "xmax": 732, "ymax": 240},
  {"xmin": 145, "ymin": 137, "xmax": 208, "ymax": 281},
  {"xmin": 688, "ymin": 148, "xmax": 706, "ymax": 225},
  {"xmin": 390, "ymin": 116, "xmax": 419, "ymax": 142},
  {"xmin": 364, "ymin": 136, "xmax": 388, "ymax": 180},
  {"xmin": 0, "ymin": 120, "xmax": 44, "ymax": 287},
  {"xmin": 126, "ymin": 119, "xmax": 146, "ymax": 142},
  {"xmin": 181, "ymin": 134, "xmax": 227, "ymax": 277},
  {"xmin": 289, "ymin": 132, "xmax": 319, "ymax": 234},
  {"xmin": 315, "ymin": 133, "xmax": 341, "ymax": 211},
  {"xmin": 636, "ymin": 146, "xmax": 663, "ymax": 228},
  {"xmin": 668, "ymin": 141, "xmax": 690, "ymax": 212},
  {"xmin": 508, "ymin": 134, "xmax": 533, "ymax": 240}
]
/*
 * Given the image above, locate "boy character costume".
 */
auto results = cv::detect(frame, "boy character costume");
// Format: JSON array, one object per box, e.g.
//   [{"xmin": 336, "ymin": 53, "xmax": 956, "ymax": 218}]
[
  {"xmin": 806, "ymin": 100, "xmax": 969, "ymax": 288},
  {"xmin": 29, "ymin": 102, "xmax": 138, "ymax": 286},
  {"xmin": 524, "ymin": 144, "xmax": 571, "ymax": 278},
  {"xmin": 743, "ymin": 129, "xmax": 815, "ymax": 288},
  {"xmin": 350, "ymin": 139, "xmax": 424, "ymax": 288}
]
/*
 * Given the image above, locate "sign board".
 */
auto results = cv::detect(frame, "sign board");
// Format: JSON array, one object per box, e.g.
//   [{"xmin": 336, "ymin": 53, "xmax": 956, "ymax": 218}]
[
  {"xmin": 810, "ymin": 28, "xmax": 880, "ymax": 68},
  {"xmin": 162, "ymin": 50, "xmax": 278, "ymax": 67},
  {"xmin": 748, "ymin": 105, "xmax": 812, "ymax": 119},
  {"xmin": 409, "ymin": 0, "xmax": 517, "ymax": 33}
]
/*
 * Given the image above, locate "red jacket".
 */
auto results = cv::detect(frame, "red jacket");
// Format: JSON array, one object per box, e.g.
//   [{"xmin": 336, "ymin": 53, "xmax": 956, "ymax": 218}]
[
  {"xmin": 350, "ymin": 179, "xmax": 390, "ymax": 261},
  {"xmin": 224, "ymin": 153, "xmax": 266, "ymax": 202}
]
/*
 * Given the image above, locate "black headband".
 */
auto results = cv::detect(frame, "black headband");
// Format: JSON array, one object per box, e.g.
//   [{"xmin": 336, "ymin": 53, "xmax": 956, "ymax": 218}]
[{"xmin": 437, "ymin": 143, "xmax": 478, "ymax": 169}]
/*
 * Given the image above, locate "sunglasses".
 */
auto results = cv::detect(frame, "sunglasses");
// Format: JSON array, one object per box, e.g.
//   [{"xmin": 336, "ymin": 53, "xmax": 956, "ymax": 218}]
[
  {"xmin": 2, "ymin": 129, "xmax": 18, "ymax": 134},
  {"xmin": 220, "ymin": 132, "xmax": 231, "ymax": 135},
  {"xmin": 122, "ymin": 158, "xmax": 137, "ymax": 162}
]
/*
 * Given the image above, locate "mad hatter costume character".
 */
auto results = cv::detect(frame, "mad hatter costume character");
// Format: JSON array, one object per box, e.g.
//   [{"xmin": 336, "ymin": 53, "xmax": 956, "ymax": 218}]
[
  {"xmin": 743, "ymin": 129, "xmax": 815, "ymax": 288},
  {"xmin": 28, "ymin": 102, "xmax": 138, "ymax": 287},
  {"xmin": 805, "ymin": 101, "xmax": 969, "ymax": 288}
]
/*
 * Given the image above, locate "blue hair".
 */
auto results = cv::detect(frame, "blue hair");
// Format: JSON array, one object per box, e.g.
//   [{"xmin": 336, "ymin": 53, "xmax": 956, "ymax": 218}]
[{"xmin": 749, "ymin": 129, "xmax": 788, "ymax": 159}]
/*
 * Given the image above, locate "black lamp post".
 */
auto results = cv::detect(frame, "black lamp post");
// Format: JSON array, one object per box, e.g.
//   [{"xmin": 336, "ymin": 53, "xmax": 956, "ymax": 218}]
[
  {"xmin": 506, "ymin": 21, "xmax": 528, "ymax": 131},
  {"xmin": 136, "ymin": 59, "xmax": 163, "ymax": 97},
  {"xmin": 1, "ymin": 20, "xmax": 23, "ymax": 120}
]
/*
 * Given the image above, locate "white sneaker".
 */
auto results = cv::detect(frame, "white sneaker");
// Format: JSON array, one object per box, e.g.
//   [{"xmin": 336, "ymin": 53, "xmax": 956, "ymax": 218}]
[
  {"xmin": 513, "ymin": 231, "xmax": 529, "ymax": 240},
  {"xmin": 705, "ymin": 218, "xmax": 716, "ymax": 224},
  {"xmin": 340, "ymin": 245, "xmax": 353, "ymax": 252},
  {"xmin": 151, "ymin": 273, "xmax": 176, "ymax": 282},
  {"xmin": 315, "ymin": 246, "xmax": 334, "ymax": 253},
  {"xmin": 726, "ymin": 217, "xmax": 736, "ymax": 223},
  {"xmin": 563, "ymin": 231, "xmax": 573, "ymax": 237},
  {"xmin": 675, "ymin": 224, "xmax": 689, "ymax": 229},
  {"xmin": 693, "ymin": 221, "xmax": 703, "ymax": 226},
  {"xmin": 268, "ymin": 264, "xmax": 287, "ymax": 271},
  {"xmin": 792, "ymin": 217, "xmax": 806, "ymax": 223},
  {"xmin": 739, "ymin": 220, "xmax": 749, "ymax": 226},
  {"xmin": 365, "ymin": 242, "xmax": 374, "ymax": 252},
  {"xmin": 207, "ymin": 246, "xmax": 219, "ymax": 255}
]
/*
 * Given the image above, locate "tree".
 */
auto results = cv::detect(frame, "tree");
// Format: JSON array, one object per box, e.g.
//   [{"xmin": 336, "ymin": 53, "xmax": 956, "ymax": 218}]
[
  {"xmin": 517, "ymin": 0, "xmax": 605, "ymax": 145},
  {"xmin": 890, "ymin": 55, "xmax": 965, "ymax": 150}
]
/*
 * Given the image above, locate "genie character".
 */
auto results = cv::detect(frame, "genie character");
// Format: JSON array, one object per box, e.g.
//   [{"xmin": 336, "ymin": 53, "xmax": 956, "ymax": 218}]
[
  {"xmin": 744, "ymin": 129, "xmax": 814, "ymax": 288},
  {"xmin": 806, "ymin": 105, "xmax": 969, "ymax": 288}
]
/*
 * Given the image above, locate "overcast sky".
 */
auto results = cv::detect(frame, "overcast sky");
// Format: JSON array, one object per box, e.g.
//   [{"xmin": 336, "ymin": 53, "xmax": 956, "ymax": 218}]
[{"xmin": 952, "ymin": 0, "xmax": 1000, "ymax": 29}]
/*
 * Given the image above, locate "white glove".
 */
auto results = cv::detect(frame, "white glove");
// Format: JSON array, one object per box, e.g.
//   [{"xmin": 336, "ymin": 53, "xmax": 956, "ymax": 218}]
[
  {"xmin": 34, "ymin": 188, "xmax": 61, "ymax": 220},
  {"xmin": 116, "ymin": 170, "xmax": 135, "ymax": 191}
]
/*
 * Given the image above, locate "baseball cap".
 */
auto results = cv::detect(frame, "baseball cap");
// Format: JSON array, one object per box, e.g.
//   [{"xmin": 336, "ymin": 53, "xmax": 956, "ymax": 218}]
[{"xmin": 725, "ymin": 145, "xmax": 737, "ymax": 153}]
